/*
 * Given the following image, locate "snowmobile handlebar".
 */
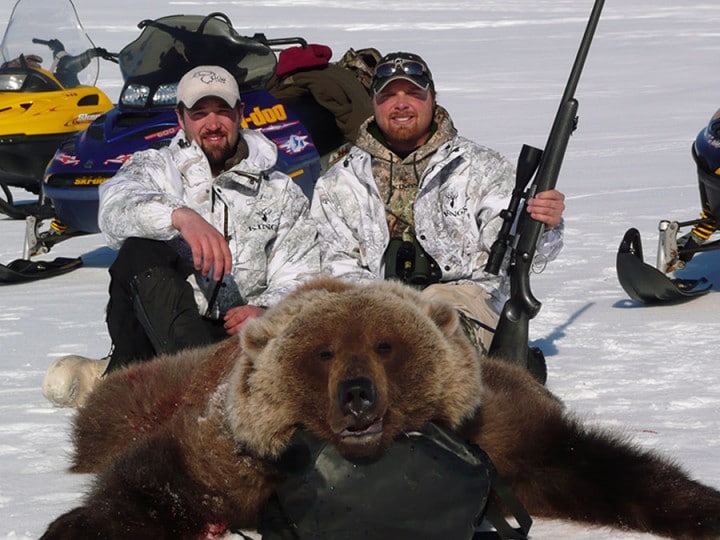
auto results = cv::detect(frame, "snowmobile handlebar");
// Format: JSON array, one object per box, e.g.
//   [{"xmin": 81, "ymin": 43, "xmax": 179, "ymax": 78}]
[
  {"xmin": 251, "ymin": 34, "xmax": 308, "ymax": 49},
  {"xmin": 487, "ymin": 0, "xmax": 604, "ymax": 364},
  {"xmin": 31, "ymin": 38, "xmax": 118, "ymax": 64}
]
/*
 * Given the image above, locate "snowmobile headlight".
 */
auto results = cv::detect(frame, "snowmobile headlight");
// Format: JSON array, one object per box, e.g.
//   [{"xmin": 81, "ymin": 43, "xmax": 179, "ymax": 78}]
[
  {"xmin": 120, "ymin": 84, "xmax": 150, "ymax": 107},
  {"xmin": 0, "ymin": 73, "xmax": 26, "ymax": 91},
  {"xmin": 153, "ymin": 83, "xmax": 178, "ymax": 107}
]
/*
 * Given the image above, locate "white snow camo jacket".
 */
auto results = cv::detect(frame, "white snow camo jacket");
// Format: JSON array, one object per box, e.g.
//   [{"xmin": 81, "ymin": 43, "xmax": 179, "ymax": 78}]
[
  {"xmin": 310, "ymin": 107, "xmax": 564, "ymax": 311},
  {"xmin": 98, "ymin": 128, "xmax": 319, "ymax": 315}
]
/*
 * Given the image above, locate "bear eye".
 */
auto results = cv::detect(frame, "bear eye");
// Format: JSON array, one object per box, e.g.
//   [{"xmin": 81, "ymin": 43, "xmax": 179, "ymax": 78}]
[
  {"xmin": 318, "ymin": 349, "xmax": 334, "ymax": 361},
  {"xmin": 376, "ymin": 341, "xmax": 392, "ymax": 354}
]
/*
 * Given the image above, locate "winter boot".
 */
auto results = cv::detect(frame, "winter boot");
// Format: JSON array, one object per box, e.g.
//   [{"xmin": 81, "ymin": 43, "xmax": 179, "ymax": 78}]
[{"xmin": 42, "ymin": 355, "xmax": 110, "ymax": 408}]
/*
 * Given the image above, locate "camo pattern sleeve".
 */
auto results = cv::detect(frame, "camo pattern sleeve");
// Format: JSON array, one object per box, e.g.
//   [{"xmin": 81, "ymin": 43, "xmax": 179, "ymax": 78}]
[
  {"xmin": 97, "ymin": 143, "xmax": 189, "ymax": 249},
  {"xmin": 311, "ymin": 149, "xmax": 388, "ymax": 282},
  {"xmin": 246, "ymin": 179, "xmax": 321, "ymax": 307}
]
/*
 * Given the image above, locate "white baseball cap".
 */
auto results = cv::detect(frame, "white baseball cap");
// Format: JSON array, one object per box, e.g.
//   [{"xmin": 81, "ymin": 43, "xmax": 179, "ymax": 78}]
[{"xmin": 176, "ymin": 65, "xmax": 241, "ymax": 108}]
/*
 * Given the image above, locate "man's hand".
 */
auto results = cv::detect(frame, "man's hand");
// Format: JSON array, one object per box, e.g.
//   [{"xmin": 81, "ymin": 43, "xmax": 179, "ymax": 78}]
[
  {"xmin": 526, "ymin": 189, "xmax": 565, "ymax": 228},
  {"xmin": 223, "ymin": 305, "xmax": 265, "ymax": 335},
  {"xmin": 171, "ymin": 207, "xmax": 232, "ymax": 281}
]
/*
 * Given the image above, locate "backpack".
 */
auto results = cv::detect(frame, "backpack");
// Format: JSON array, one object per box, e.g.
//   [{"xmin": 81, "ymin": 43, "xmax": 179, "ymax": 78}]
[
  {"xmin": 259, "ymin": 422, "xmax": 532, "ymax": 540},
  {"xmin": 335, "ymin": 47, "xmax": 383, "ymax": 95}
]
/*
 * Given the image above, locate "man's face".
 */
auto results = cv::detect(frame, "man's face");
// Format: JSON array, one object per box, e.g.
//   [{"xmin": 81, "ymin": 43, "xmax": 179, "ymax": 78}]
[
  {"xmin": 177, "ymin": 96, "xmax": 242, "ymax": 173},
  {"xmin": 373, "ymin": 79, "xmax": 434, "ymax": 155}
]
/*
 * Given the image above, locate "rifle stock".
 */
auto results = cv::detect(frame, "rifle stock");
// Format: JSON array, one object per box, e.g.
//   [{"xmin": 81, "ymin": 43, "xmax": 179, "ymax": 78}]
[{"xmin": 487, "ymin": 0, "xmax": 604, "ymax": 365}]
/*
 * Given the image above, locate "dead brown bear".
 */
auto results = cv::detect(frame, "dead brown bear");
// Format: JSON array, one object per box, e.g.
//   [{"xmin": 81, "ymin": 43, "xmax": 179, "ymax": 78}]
[{"xmin": 41, "ymin": 277, "xmax": 720, "ymax": 539}]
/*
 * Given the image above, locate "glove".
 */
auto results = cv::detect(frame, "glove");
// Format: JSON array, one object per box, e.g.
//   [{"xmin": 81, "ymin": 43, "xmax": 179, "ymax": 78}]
[
  {"xmin": 92, "ymin": 47, "xmax": 108, "ymax": 58},
  {"xmin": 48, "ymin": 39, "xmax": 65, "ymax": 55}
]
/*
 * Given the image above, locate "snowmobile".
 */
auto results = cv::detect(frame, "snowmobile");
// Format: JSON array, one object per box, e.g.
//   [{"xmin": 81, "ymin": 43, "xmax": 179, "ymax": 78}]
[
  {"xmin": 0, "ymin": 0, "xmax": 116, "ymax": 219},
  {"xmin": 616, "ymin": 108, "xmax": 720, "ymax": 304},
  {"xmin": 1, "ymin": 10, "xmax": 367, "ymax": 283}
]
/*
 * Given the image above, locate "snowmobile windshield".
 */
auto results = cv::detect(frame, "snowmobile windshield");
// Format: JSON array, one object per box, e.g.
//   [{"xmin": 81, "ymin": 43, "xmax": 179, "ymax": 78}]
[
  {"xmin": 0, "ymin": 0, "xmax": 100, "ymax": 87},
  {"xmin": 117, "ymin": 12, "xmax": 275, "ymax": 109}
]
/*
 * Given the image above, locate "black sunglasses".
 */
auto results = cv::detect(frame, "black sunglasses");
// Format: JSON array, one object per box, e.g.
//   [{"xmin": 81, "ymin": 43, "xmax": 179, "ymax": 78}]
[{"xmin": 372, "ymin": 59, "xmax": 431, "ymax": 92}]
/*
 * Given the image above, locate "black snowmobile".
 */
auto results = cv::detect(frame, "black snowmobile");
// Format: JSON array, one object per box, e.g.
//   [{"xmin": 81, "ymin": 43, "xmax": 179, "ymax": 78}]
[{"xmin": 616, "ymin": 108, "xmax": 720, "ymax": 304}]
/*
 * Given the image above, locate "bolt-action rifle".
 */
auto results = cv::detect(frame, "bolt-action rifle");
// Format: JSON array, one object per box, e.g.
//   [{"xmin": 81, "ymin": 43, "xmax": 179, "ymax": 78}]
[{"xmin": 484, "ymin": 0, "xmax": 605, "ymax": 366}]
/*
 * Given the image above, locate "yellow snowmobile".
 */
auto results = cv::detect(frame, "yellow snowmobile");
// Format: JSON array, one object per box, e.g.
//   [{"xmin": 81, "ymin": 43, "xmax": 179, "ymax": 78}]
[{"xmin": 0, "ymin": 0, "xmax": 116, "ymax": 218}]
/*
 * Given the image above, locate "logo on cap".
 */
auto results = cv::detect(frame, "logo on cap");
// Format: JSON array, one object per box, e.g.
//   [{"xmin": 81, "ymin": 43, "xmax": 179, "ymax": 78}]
[{"xmin": 177, "ymin": 65, "xmax": 241, "ymax": 108}]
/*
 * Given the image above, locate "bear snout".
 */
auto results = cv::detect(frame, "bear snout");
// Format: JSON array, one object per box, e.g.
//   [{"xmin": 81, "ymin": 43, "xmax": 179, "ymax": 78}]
[
  {"xmin": 334, "ymin": 376, "xmax": 385, "ymax": 443},
  {"xmin": 338, "ymin": 376, "xmax": 376, "ymax": 418}
]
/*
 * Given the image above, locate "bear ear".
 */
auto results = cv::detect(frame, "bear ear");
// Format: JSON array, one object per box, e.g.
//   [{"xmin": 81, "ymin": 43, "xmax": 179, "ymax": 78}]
[
  {"xmin": 425, "ymin": 300, "xmax": 460, "ymax": 338},
  {"xmin": 240, "ymin": 316, "xmax": 275, "ymax": 354}
]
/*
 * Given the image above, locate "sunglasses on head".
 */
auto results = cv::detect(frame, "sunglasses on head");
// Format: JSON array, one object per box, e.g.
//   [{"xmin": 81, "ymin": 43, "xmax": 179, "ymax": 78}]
[{"xmin": 372, "ymin": 59, "xmax": 431, "ymax": 92}]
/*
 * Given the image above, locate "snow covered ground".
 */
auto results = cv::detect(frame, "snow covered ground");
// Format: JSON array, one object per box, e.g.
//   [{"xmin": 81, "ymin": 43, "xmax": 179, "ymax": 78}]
[{"xmin": 2, "ymin": 0, "xmax": 720, "ymax": 538}]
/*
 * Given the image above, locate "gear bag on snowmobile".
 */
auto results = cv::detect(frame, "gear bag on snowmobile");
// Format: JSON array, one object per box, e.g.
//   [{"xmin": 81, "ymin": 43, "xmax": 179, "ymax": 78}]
[
  {"xmin": 259, "ymin": 422, "xmax": 532, "ymax": 540},
  {"xmin": 335, "ymin": 47, "xmax": 382, "ymax": 95}
]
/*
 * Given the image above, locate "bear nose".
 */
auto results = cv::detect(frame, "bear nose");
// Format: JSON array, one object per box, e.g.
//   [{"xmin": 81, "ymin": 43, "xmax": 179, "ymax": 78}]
[{"xmin": 338, "ymin": 377, "xmax": 377, "ymax": 417}]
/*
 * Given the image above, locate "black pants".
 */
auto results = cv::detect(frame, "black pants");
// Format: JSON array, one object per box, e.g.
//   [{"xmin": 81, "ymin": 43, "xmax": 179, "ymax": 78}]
[{"xmin": 105, "ymin": 238, "xmax": 228, "ymax": 373}]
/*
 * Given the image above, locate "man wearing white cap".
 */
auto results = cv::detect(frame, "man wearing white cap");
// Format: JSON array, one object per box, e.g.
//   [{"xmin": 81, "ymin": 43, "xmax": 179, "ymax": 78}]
[{"xmin": 42, "ymin": 65, "xmax": 319, "ymax": 407}]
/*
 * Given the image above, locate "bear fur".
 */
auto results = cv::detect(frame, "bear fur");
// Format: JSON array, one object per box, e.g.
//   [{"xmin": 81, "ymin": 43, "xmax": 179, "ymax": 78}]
[{"xmin": 41, "ymin": 277, "xmax": 720, "ymax": 539}]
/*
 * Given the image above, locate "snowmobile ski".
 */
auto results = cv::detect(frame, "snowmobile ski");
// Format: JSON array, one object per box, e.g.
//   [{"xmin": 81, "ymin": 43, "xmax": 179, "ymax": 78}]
[
  {"xmin": 616, "ymin": 228, "xmax": 711, "ymax": 304},
  {"xmin": 0, "ymin": 256, "xmax": 82, "ymax": 283},
  {"xmin": 0, "ymin": 188, "xmax": 55, "ymax": 220}
]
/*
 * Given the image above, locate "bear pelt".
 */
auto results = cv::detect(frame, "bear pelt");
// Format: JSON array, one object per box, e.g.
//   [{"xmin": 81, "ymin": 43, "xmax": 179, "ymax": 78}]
[{"xmin": 41, "ymin": 277, "xmax": 720, "ymax": 540}]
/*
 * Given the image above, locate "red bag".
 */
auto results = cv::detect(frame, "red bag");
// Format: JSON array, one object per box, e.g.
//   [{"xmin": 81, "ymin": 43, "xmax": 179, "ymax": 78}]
[{"xmin": 276, "ymin": 44, "xmax": 332, "ymax": 79}]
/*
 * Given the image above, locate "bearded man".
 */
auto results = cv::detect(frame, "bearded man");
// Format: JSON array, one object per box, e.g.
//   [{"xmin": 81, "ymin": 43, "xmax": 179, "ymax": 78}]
[
  {"xmin": 43, "ymin": 65, "xmax": 319, "ymax": 407},
  {"xmin": 310, "ymin": 52, "xmax": 565, "ymax": 382}
]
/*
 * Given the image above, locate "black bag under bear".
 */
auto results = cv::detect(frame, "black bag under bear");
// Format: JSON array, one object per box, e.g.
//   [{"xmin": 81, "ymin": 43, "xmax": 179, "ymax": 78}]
[{"xmin": 259, "ymin": 422, "xmax": 531, "ymax": 540}]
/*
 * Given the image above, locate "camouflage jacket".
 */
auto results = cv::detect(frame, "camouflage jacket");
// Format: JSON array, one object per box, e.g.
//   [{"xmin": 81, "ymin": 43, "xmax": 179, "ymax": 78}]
[
  {"xmin": 310, "ymin": 107, "xmax": 564, "ymax": 310},
  {"xmin": 98, "ymin": 129, "xmax": 320, "ymax": 313}
]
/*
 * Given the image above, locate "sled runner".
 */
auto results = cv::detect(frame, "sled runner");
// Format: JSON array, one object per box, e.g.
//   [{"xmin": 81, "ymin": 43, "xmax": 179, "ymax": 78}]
[
  {"xmin": 616, "ymin": 108, "xmax": 720, "ymax": 304},
  {"xmin": 0, "ymin": 256, "xmax": 82, "ymax": 283},
  {"xmin": 616, "ymin": 228, "xmax": 710, "ymax": 304}
]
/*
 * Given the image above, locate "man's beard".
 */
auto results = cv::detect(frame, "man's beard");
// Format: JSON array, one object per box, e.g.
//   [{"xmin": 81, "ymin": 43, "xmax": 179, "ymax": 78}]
[
  {"xmin": 386, "ymin": 125, "xmax": 416, "ymax": 144},
  {"xmin": 201, "ymin": 139, "xmax": 235, "ymax": 171},
  {"xmin": 384, "ymin": 123, "xmax": 425, "ymax": 150}
]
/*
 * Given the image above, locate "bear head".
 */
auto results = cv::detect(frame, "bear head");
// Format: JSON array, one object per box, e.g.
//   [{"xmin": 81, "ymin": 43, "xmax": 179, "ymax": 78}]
[{"xmin": 225, "ymin": 277, "xmax": 483, "ymax": 461}]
